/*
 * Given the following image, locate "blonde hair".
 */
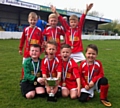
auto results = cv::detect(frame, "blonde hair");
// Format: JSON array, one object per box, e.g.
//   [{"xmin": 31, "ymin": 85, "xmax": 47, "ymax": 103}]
[
  {"xmin": 48, "ymin": 13, "xmax": 58, "ymax": 19},
  {"xmin": 46, "ymin": 40, "xmax": 57, "ymax": 48},
  {"xmin": 28, "ymin": 12, "xmax": 37, "ymax": 19},
  {"xmin": 61, "ymin": 44, "xmax": 71, "ymax": 50},
  {"xmin": 69, "ymin": 15, "xmax": 78, "ymax": 21}
]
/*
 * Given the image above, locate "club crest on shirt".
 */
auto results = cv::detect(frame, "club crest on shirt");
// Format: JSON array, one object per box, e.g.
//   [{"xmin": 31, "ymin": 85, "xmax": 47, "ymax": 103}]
[
  {"xmin": 66, "ymin": 73, "xmax": 71, "ymax": 78},
  {"xmin": 52, "ymin": 73, "xmax": 57, "ymax": 77}
]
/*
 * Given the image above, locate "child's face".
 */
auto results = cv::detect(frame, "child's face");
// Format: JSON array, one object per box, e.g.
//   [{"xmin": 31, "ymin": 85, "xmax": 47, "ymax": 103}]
[
  {"xmin": 28, "ymin": 16, "xmax": 37, "ymax": 27},
  {"xmin": 69, "ymin": 20, "xmax": 78, "ymax": 28},
  {"xmin": 46, "ymin": 44, "xmax": 57, "ymax": 58},
  {"xmin": 85, "ymin": 48, "xmax": 97, "ymax": 63},
  {"xmin": 61, "ymin": 48, "xmax": 71, "ymax": 61},
  {"xmin": 48, "ymin": 17, "xmax": 58, "ymax": 28},
  {"xmin": 30, "ymin": 46, "xmax": 40, "ymax": 59}
]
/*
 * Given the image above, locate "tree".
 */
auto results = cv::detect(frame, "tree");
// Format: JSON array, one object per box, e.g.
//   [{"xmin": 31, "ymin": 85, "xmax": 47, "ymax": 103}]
[
  {"xmin": 88, "ymin": 11, "xmax": 104, "ymax": 17},
  {"xmin": 98, "ymin": 20, "xmax": 120, "ymax": 35}
]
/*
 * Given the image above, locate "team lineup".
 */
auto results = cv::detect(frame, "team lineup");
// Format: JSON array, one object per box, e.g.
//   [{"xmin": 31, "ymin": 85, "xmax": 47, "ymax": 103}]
[{"xmin": 19, "ymin": 3, "xmax": 112, "ymax": 107}]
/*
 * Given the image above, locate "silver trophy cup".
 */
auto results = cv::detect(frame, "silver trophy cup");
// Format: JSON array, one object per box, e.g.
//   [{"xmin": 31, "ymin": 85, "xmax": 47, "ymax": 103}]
[{"xmin": 46, "ymin": 77, "xmax": 58, "ymax": 102}]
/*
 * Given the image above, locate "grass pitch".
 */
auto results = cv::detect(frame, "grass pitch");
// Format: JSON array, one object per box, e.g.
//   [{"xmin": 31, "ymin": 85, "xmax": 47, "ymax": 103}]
[{"xmin": 0, "ymin": 39, "xmax": 120, "ymax": 108}]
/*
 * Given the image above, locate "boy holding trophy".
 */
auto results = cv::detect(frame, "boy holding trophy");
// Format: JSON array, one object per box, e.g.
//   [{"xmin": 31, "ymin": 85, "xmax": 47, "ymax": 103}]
[{"xmin": 41, "ymin": 40, "xmax": 62, "ymax": 102}]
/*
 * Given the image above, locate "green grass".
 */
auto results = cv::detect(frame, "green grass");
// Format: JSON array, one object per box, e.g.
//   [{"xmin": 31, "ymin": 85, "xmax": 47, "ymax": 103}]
[{"xmin": 0, "ymin": 39, "xmax": 120, "ymax": 108}]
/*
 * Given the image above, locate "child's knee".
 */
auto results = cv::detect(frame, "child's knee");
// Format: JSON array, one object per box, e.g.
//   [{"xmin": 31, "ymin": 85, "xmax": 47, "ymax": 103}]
[
  {"xmin": 100, "ymin": 77, "xmax": 108, "ymax": 85},
  {"xmin": 26, "ymin": 91, "xmax": 35, "ymax": 99},
  {"xmin": 62, "ymin": 93, "xmax": 69, "ymax": 97},
  {"xmin": 70, "ymin": 95, "xmax": 77, "ymax": 99}
]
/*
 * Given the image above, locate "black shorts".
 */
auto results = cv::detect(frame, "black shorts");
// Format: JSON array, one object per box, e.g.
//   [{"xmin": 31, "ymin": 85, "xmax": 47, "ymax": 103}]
[{"xmin": 21, "ymin": 81, "xmax": 45, "ymax": 97}]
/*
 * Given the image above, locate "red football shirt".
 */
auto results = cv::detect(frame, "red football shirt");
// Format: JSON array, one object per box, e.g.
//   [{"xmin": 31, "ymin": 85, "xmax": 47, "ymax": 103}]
[
  {"xmin": 41, "ymin": 57, "xmax": 62, "ymax": 78},
  {"xmin": 79, "ymin": 60, "xmax": 104, "ymax": 88},
  {"xmin": 19, "ymin": 26, "xmax": 42, "ymax": 58},
  {"xmin": 61, "ymin": 58, "xmax": 80, "ymax": 89},
  {"xmin": 58, "ymin": 14, "xmax": 86, "ymax": 53},
  {"xmin": 42, "ymin": 26, "xmax": 65, "ymax": 55}
]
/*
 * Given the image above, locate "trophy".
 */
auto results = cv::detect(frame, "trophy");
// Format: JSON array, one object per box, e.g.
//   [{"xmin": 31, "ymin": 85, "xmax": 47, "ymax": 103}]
[{"xmin": 46, "ymin": 77, "xmax": 58, "ymax": 102}]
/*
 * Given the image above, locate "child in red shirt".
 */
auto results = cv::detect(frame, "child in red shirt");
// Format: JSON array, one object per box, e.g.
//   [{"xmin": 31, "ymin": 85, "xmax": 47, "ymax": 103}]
[
  {"xmin": 78, "ymin": 44, "xmax": 112, "ymax": 107},
  {"xmin": 41, "ymin": 40, "xmax": 62, "ymax": 102},
  {"xmin": 50, "ymin": 4, "xmax": 93, "ymax": 63},
  {"xmin": 42, "ymin": 13, "xmax": 65, "ymax": 56},
  {"xmin": 19, "ymin": 12, "xmax": 42, "ymax": 79},
  {"xmin": 60, "ymin": 44, "xmax": 81, "ymax": 99}
]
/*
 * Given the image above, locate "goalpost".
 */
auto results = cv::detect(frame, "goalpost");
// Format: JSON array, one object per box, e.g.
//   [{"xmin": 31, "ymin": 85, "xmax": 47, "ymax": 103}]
[{"xmin": 93, "ymin": 29, "xmax": 105, "ymax": 35}]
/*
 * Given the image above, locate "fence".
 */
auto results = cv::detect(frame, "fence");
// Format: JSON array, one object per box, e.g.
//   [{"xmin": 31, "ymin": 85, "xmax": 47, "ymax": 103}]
[{"xmin": 0, "ymin": 31, "xmax": 120, "ymax": 40}]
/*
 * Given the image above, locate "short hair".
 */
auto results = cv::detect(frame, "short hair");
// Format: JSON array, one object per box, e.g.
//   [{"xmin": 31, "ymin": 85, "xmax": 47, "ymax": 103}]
[
  {"xmin": 30, "ymin": 44, "xmax": 41, "ymax": 51},
  {"xmin": 85, "ymin": 44, "xmax": 98, "ymax": 54},
  {"xmin": 46, "ymin": 40, "xmax": 58, "ymax": 48},
  {"xmin": 48, "ymin": 13, "xmax": 58, "ymax": 19},
  {"xmin": 69, "ymin": 15, "xmax": 78, "ymax": 21},
  {"xmin": 61, "ymin": 44, "xmax": 71, "ymax": 50},
  {"xmin": 28, "ymin": 12, "xmax": 37, "ymax": 19}
]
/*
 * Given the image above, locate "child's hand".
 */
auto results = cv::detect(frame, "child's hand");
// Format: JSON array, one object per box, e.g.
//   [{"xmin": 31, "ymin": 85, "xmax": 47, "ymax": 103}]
[
  {"xmin": 50, "ymin": 5, "xmax": 56, "ymax": 13},
  {"xmin": 53, "ymin": 85, "xmax": 58, "ymax": 94},
  {"xmin": 85, "ymin": 85, "xmax": 89, "ymax": 90},
  {"xmin": 86, "ymin": 3, "xmax": 93, "ymax": 12},
  {"xmin": 41, "ymin": 41, "xmax": 47, "ymax": 48},
  {"xmin": 37, "ymin": 77, "xmax": 45, "ymax": 85},
  {"xmin": 89, "ymin": 81, "xmax": 94, "ymax": 88},
  {"xmin": 19, "ymin": 50, "xmax": 22, "ymax": 55},
  {"xmin": 77, "ymin": 87, "xmax": 81, "ymax": 97}
]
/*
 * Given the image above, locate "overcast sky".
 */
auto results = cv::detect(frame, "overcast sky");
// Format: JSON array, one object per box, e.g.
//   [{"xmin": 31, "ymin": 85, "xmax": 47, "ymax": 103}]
[{"xmin": 23, "ymin": 0, "xmax": 119, "ymax": 20}]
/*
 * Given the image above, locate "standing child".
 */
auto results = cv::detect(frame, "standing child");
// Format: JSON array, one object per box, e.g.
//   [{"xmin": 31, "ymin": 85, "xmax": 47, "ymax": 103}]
[
  {"xmin": 21, "ymin": 44, "xmax": 45, "ymax": 99},
  {"xmin": 60, "ymin": 44, "xmax": 81, "ymax": 99},
  {"xmin": 36, "ymin": 15, "xmax": 47, "ymax": 31},
  {"xmin": 41, "ymin": 40, "xmax": 62, "ymax": 102},
  {"xmin": 50, "ymin": 3, "xmax": 93, "ymax": 63},
  {"xmin": 19, "ymin": 12, "xmax": 42, "ymax": 79},
  {"xmin": 78, "ymin": 44, "xmax": 112, "ymax": 107},
  {"xmin": 42, "ymin": 13, "xmax": 65, "ymax": 56}
]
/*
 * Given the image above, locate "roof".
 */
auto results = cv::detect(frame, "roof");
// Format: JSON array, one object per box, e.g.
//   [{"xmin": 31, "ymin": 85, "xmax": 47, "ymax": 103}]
[{"xmin": 0, "ymin": 0, "xmax": 112, "ymax": 23}]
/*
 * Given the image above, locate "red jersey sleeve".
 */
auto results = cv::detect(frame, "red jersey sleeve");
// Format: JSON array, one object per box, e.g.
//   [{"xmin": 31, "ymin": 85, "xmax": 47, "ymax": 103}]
[
  {"xmin": 19, "ymin": 28, "xmax": 26, "ymax": 51},
  {"xmin": 60, "ymin": 26, "xmax": 65, "ymax": 36},
  {"xmin": 79, "ymin": 61, "xmax": 88, "ymax": 87},
  {"xmin": 72, "ymin": 60, "xmax": 80, "ymax": 79},
  {"xmin": 56, "ymin": 57, "xmax": 62, "ymax": 73},
  {"xmin": 41, "ymin": 58, "xmax": 47, "ymax": 76},
  {"xmin": 58, "ymin": 15, "xmax": 69, "ymax": 32},
  {"xmin": 78, "ymin": 14, "xmax": 86, "ymax": 29},
  {"xmin": 91, "ymin": 60, "xmax": 104, "ymax": 83},
  {"xmin": 42, "ymin": 28, "xmax": 46, "ymax": 36},
  {"xmin": 38, "ymin": 28, "xmax": 43, "ymax": 46}
]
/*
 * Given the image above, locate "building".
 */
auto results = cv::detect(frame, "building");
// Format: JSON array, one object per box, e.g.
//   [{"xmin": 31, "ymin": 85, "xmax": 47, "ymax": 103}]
[{"xmin": 0, "ymin": 0, "xmax": 112, "ymax": 33}]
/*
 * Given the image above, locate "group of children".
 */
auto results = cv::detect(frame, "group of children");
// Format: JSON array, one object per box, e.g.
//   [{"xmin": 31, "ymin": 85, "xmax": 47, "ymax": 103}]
[{"xmin": 19, "ymin": 3, "xmax": 112, "ymax": 107}]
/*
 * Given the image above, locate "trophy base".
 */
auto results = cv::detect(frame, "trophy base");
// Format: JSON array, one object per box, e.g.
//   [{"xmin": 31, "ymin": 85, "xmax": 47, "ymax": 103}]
[{"xmin": 47, "ymin": 95, "xmax": 57, "ymax": 102}]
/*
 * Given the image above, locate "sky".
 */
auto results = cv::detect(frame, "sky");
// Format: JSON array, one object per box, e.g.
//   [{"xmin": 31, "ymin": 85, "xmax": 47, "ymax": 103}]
[{"xmin": 23, "ymin": 0, "xmax": 119, "ymax": 20}]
